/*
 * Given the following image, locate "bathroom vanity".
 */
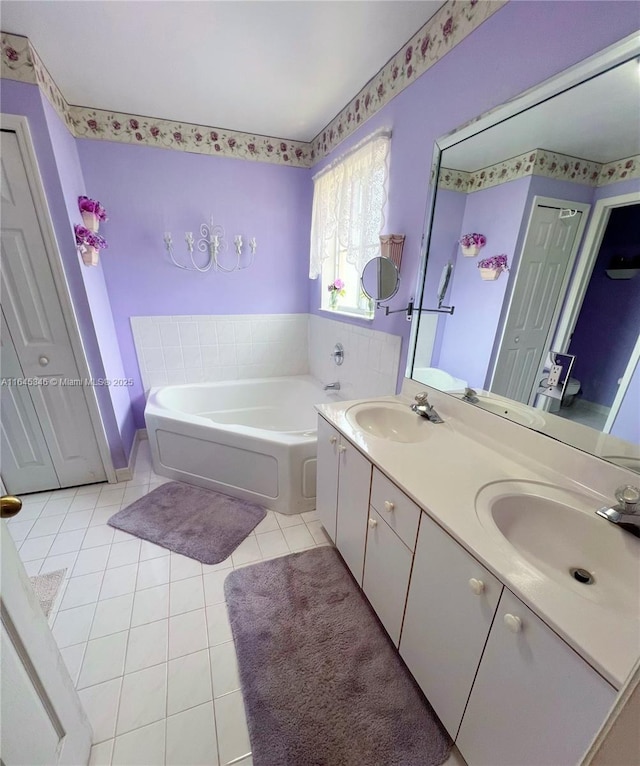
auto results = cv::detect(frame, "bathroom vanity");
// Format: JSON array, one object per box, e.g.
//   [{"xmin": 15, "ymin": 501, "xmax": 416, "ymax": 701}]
[{"xmin": 315, "ymin": 382, "xmax": 640, "ymax": 766}]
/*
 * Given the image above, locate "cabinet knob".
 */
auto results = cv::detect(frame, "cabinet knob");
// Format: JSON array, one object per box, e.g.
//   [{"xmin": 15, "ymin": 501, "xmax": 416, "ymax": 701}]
[
  {"xmin": 468, "ymin": 578, "xmax": 485, "ymax": 595},
  {"xmin": 368, "ymin": 518, "xmax": 378, "ymax": 528},
  {"xmin": 39, "ymin": 356, "xmax": 50, "ymax": 366},
  {"xmin": 504, "ymin": 613, "xmax": 522, "ymax": 633},
  {"xmin": 384, "ymin": 500, "xmax": 395, "ymax": 512},
  {"xmin": 329, "ymin": 436, "xmax": 337, "ymax": 445},
  {"xmin": 338, "ymin": 445, "xmax": 347, "ymax": 454}
]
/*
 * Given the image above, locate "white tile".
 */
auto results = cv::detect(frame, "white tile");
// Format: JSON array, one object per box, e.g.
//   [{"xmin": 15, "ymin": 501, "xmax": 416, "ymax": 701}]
[
  {"xmin": 77, "ymin": 483, "xmax": 107, "ymax": 496},
  {"xmin": 306, "ymin": 520, "xmax": 332, "ymax": 545},
  {"xmin": 201, "ymin": 557, "xmax": 233, "ymax": 574},
  {"xmin": 217, "ymin": 322, "xmax": 235, "ymax": 344},
  {"xmin": 100, "ymin": 563, "xmax": 138, "ymax": 600},
  {"xmin": 96, "ymin": 488, "xmax": 125, "ymax": 508},
  {"xmin": 169, "ymin": 576, "xmax": 205, "ymax": 616},
  {"xmin": 26, "ymin": 515, "xmax": 64, "ymax": 539},
  {"xmin": 182, "ymin": 346, "xmax": 202, "ymax": 368},
  {"xmin": 167, "ymin": 649, "xmax": 212, "ymax": 716},
  {"xmin": 169, "ymin": 609, "xmax": 208, "ymax": 659},
  {"xmin": 121, "ymin": 486, "xmax": 148, "ymax": 507},
  {"xmin": 82, "ymin": 525, "xmax": 115, "ymax": 549},
  {"xmin": 214, "ymin": 690, "xmax": 251, "ymax": 765},
  {"xmin": 178, "ymin": 322, "xmax": 199, "ymax": 347},
  {"xmin": 205, "ymin": 603, "xmax": 232, "ymax": 646},
  {"xmin": 116, "ymin": 664, "xmax": 167, "ymax": 735},
  {"xmin": 163, "ymin": 347, "xmax": 184, "ymax": 371},
  {"xmin": 201, "ymin": 346, "xmax": 220, "ymax": 367},
  {"xmin": 48, "ymin": 529, "xmax": 86, "ymax": 556},
  {"xmin": 230, "ymin": 535, "xmax": 262, "ymax": 567},
  {"xmin": 23, "ymin": 558, "xmax": 45, "ymax": 576},
  {"xmin": 60, "ymin": 643, "xmax": 85, "ymax": 686},
  {"xmin": 90, "ymin": 505, "xmax": 121, "ymax": 527},
  {"xmin": 282, "ymin": 523, "xmax": 315, "ymax": 551},
  {"xmin": 68, "ymin": 492, "xmax": 101, "ymax": 513},
  {"xmin": 77, "ymin": 631, "xmax": 127, "ymax": 689},
  {"xmin": 112, "ymin": 529, "xmax": 136, "ymax": 544},
  {"xmin": 203, "ymin": 570, "xmax": 228, "ymax": 606},
  {"xmin": 198, "ymin": 322, "xmax": 217, "ymax": 345},
  {"xmin": 73, "ymin": 545, "xmax": 111, "ymax": 576},
  {"xmin": 90, "ymin": 593, "xmax": 134, "ymax": 639},
  {"xmin": 19, "ymin": 535, "xmax": 56, "ymax": 561},
  {"xmin": 125, "ymin": 619, "xmax": 168, "ymax": 673},
  {"xmin": 160, "ymin": 322, "xmax": 180, "ymax": 346},
  {"xmin": 78, "ymin": 677, "xmax": 121, "ymax": 744},
  {"xmin": 301, "ymin": 510, "xmax": 319, "ymax": 522},
  {"xmin": 166, "ymin": 701, "xmax": 218, "ymax": 766},
  {"xmin": 254, "ymin": 511, "xmax": 279, "ymax": 534},
  {"xmin": 89, "ymin": 739, "xmax": 113, "ymax": 766},
  {"xmin": 275, "ymin": 513, "xmax": 305, "ymax": 529},
  {"xmin": 18, "ymin": 500, "xmax": 47, "ymax": 517},
  {"xmin": 137, "ymin": 556, "xmax": 170, "ymax": 590},
  {"xmin": 40, "ymin": 551, "xmax": 78, "ymax": 576},
  {"xmin": 219, "ymin": 345, "xmax": 237, "ymax": 366},
  {"xmin": 210, "ymin": 642, "xmax": 240, "ymax": 698},
  {"xmin": 40, "ymin": 497, "xmax": 73, "ymax": 517},
  {"xmin": 257, "ymin": 529, "xmax": 289, "ymax": 559},
  {"xmin": 107, "ymin": 540, "xmax": 141, "ymax": 569},
  {"xmin": 131, "ymin": 584, "xmax": 169, "ymax": 627},
  {"xmin": 60, "ymin": 572, "xmax": 103, "ymax": 610},
  {"xmin": 59, "ymin": 510, "xmax": 94, "ymax": 533},
  {"xmin": 143, "ymin": 347, "xmax": 165, "ymax": 372},
  {"xmin": 112, "ymin": 719, "xmax": 166, "ymax": 766},
  {"xmin": 53, "ymin": 603, "xmax": 95, "ymax": 647},
  {"xmin": 170, "ymin": 552, "xmax": 203, "ymax": 581}
]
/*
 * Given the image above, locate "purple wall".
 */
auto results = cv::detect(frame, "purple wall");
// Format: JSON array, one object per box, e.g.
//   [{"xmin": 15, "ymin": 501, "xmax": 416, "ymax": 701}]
[
  {"xmin": 77, "ymin": 139, "xmax": 312, "ymax": 423},
  {"xmin": 569, "ymin": 204, "xmax": 640, "ymax": 405},
  {"xmin": 1, "ymin": 79, "xmax": 131, "ymax": 468},
  {"xmin": 611, "ymin": 359, "xmax": 640, "ymax": 444},
  {"xmin": 308, "ymin": 0, "xmax": 640, "ymax": 388}
]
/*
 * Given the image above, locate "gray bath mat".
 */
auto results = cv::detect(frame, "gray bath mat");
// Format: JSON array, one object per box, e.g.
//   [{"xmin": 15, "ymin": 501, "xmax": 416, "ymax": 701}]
[
  {"xmin": 107, "ymin": 481, "xmax": 266, "ymax": 564},
  {"xmin": 29, "ymin": 568, "xmax": 66, "ymax": 618},
  {"xmin": 225, "ymin": 546, "xmax": 452, "ymax": 766}
]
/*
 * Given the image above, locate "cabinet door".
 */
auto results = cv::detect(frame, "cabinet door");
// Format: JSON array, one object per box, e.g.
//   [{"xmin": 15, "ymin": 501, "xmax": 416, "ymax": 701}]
[
  {"xmin": 399, "ymin": 513, "xmax": 502, "ymax": 739},
  {"xmin": 335, "ymin": 439, "xmax": 372, "ymax": 584},
  {"xmin": 316, "ymin": 417, "xmax": 340, "ymax": 542},
  {"xmin": 457, "ymin": 589, "xmax": 616, "ymax": 766},
  {"xmin": 363, "ymin": 509, "xmax": 413, "ymax": 645}
]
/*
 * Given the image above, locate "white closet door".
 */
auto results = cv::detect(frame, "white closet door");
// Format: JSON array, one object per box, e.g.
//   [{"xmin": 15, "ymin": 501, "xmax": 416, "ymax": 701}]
[{"xmin": 0, "ymin": 130, "xmax": 106, "ymax": 490}]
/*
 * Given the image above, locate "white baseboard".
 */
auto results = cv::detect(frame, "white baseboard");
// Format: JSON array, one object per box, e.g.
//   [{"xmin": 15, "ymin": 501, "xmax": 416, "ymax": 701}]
[{"xmin": 115, "ymin": 429, "xmax": 147, "ymax": 482}]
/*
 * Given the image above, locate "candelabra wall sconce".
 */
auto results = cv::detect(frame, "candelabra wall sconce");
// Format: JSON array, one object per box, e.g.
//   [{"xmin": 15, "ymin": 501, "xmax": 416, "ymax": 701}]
[{"xmin": 163, "ymin": 216, "xmax": 257, "ymax": 273}]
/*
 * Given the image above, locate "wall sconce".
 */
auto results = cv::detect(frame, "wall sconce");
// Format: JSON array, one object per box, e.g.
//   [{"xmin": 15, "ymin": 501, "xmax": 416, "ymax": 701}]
[{"xmin": 164, "ymin": 216, "xmax": 257, "ymax": 273}]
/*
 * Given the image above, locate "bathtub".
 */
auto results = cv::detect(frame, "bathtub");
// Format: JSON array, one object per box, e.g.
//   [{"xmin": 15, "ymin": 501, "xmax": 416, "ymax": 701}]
[{"xmin": 144, "ymin": 376, "xmax": 338, "ymax": 514}]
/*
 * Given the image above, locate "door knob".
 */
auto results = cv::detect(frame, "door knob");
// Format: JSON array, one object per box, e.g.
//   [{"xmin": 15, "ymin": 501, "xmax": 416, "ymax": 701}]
[
  {"xmin": 39, "ymin": 356, "xmax": 49, "ymax": 366},
  {"xmin": 1, "ymin": 495, "xmax": 22, "ymax": 519}
]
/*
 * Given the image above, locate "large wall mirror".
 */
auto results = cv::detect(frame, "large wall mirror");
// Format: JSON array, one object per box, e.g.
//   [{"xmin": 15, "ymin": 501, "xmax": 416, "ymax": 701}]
[{"xmin": 410, "ymin": 35, "xmax": 640, "ymax": 473}]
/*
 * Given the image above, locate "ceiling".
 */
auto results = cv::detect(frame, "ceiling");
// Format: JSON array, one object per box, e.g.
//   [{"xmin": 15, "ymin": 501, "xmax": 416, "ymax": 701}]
[
  {"xmin": 1, "ymin": 1, "xmax": 445, "ymax": 141},
  {"xmin": 443, "ymin": 58, "xmax": 640, "ymax": 170}
]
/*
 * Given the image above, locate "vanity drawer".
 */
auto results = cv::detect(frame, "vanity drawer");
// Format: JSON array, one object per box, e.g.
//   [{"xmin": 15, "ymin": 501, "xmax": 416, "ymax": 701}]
[{"xmin": 370, "ymin": 468, "xmax": 420, "ymax": 551}]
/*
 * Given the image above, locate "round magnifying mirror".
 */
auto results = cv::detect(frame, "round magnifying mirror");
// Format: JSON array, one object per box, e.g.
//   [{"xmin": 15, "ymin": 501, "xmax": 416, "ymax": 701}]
[{"xmin": 361, "ymin": 257, "xmax": 400, "ymax": 302}]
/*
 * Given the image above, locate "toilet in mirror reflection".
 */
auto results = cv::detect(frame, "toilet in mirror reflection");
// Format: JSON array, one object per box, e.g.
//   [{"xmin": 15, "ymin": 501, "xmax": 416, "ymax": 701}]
[{"xmin": 410, "ymin": 56, "xmax": 640, "ymax": 472}]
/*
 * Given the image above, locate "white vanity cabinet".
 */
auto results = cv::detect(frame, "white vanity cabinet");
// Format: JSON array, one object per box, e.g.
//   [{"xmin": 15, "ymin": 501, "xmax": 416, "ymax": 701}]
[
  {"xmin": 456, "ymin": 588, "xmax": 616, "ymax": 766},
  {"xmin": 399, "ymin": 512, "xmax": 503, "ymax": 739},
  {"xmin": 316, "ymin": 416, "xmax": 372, "ymax": 583}
]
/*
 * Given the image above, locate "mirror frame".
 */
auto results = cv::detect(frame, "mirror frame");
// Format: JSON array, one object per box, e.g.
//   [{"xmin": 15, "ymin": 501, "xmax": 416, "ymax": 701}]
[
  {"xmin": 361, "ymin": 255, "xmax": 401, "ymax": 303},
  {"xmin": 407, "ymin": 31, "xmax": 640, "ymax": 376}
]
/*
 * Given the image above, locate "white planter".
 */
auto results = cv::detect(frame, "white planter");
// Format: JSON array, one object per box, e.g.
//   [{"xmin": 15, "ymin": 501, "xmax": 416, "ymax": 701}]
[
  {"xmin": 479, "ymin": 267, "xmax": 502, "ymax": 281},
  {"xmin": 461, "ymin": 244, "xmax": 481, "ymax": 257},
  {"xmin": 81, "ymin": 211, "xmax": 99, "ymax": 232},
  {"xmin": 81, "ymin": 246, "xmax": 99, "ymax": 266}
]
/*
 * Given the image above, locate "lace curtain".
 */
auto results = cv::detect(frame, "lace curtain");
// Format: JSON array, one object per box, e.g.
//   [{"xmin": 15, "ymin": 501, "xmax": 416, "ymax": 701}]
[{"xmin": 309, "ymin": 133, "xmax": 390, "ymax": 279}]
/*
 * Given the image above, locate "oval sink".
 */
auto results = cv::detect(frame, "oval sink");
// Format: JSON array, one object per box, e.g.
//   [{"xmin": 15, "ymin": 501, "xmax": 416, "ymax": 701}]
[
  {"xmin": 345, "ymin": 401, "xmax": 432, "ymax": 443},
  {"xmin": 475, "ymin": 480, "xmax": 640, "ymax": 614},
  {"xmin": 473, "ymin": 396, "xmax": 545, "ymax": 427}
]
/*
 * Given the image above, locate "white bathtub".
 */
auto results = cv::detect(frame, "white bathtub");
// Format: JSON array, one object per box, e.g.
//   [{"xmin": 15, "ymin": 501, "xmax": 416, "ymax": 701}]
[{"xmin": 144, "ymin": 376, "xmax": 338, "ymax": 514}]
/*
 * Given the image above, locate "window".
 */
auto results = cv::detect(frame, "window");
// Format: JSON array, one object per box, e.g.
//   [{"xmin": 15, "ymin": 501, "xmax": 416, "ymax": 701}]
[{"xmin": 309, "ymin": 131, "xmax": 390, "ymax": 317}]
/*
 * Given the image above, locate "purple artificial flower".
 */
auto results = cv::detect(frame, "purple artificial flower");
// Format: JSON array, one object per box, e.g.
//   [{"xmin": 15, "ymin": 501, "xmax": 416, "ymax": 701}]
[
  {"xmin": 478, "ymin": 254, "xmax": 508, "ymax": 271},
  {"xmin": 78, "ymin": 196, "xmax": 108, "ymax": 222},
  {"xmin": 74, "ymin": 224, "xmax": 108, "ymax": 250},
  {"xmin": 6, "ymin": 46, "xmax": 19, "ymax": 62},
  {"xmin": 459, "ymin": 233, "xmax": 486, "ymax": 248}
]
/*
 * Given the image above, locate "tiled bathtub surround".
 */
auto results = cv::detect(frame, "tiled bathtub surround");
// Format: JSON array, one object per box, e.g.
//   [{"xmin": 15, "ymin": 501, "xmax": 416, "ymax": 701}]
[
  {"xmin": 308, "ymin": 315, "xmax": 401, "ymax": 400},
  {"xmin": 131, "ymin": 314, "xmax": 309, "ymax": 392}
]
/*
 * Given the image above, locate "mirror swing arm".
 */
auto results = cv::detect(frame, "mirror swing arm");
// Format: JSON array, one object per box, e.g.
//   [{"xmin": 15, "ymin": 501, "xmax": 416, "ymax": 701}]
[{"xmin": 376, "ymin": 297, "xmax": 455, "ymax": 321}]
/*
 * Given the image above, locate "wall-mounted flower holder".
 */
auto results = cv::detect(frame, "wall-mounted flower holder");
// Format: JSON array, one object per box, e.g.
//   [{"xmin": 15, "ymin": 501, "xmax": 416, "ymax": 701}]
[
  {"xmin": 478, "ymin": 254, "xmax": 508, "ymax": 281},
  {"xmin": 81, "ymin": 246, "xmax": 100, "ymax": 266},
  {"xmin": 380, "ymin": 234, "xmax": 406, "ymax": 269},
  {"xmin": 75, "ymin": 224, "xmax": 108, "ymax": 267},
  {"xmin": 459, "ymin": 233, "xmax": 486, "ymax": 257},
  {"xmin": 78, "ymin": 196, "xmax": 108, "ymax": 233}
]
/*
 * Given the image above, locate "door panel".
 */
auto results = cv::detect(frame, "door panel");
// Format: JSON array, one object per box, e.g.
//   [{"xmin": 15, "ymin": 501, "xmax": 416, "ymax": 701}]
[
  {"xmin": 0, "ymin": 130, "xmax": 106, "ymax": 490},
  {"xmin": 492, "ymin": 204, "xmax": 584, "ymax": 403}
]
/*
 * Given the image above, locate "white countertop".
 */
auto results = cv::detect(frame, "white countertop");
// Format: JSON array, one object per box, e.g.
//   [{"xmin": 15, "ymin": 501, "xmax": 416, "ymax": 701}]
[{"xmin": 316, "ymin": 386, "xmax": 640, "ymax": 690}]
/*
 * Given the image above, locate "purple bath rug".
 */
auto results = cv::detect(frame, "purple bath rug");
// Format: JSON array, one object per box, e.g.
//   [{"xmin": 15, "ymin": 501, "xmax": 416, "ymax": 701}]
[
  {"xmin": 107, "ymin": 481, "xmax": 266, "ymax": 564},
  {"xmin": 225, "ymin": 546, "xmax": 452, "ymax": 765}
]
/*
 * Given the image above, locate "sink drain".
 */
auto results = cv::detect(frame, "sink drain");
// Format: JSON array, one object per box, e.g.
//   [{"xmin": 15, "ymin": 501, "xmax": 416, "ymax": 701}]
[{"xmin": 570, "ymin": 567, "xmax": 594, "ymax": 584}]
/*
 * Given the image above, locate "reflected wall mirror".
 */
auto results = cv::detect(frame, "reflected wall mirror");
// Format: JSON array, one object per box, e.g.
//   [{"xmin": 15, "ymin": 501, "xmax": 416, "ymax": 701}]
[
  {"xmin": 409, "ymin": 34, "xmax": 640, "ymax": 473},
  {"xmin": 361, "ymin": 256, "xmax": 400, "ymax": 302}
]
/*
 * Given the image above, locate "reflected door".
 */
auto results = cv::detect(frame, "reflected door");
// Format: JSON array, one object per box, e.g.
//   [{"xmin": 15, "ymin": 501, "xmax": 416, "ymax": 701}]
[{"xmin": 491, "ymin": 202, "xmax": 585, "ymax": 404}]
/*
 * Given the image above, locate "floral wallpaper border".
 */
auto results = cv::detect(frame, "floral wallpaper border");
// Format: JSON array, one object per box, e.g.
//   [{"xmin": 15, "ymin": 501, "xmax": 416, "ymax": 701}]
[
  {"xmin": 1, "ymin": 2, "xmax": 506, "ymax": 167},
  {"xmin": 438, "ymin": 149, "xmax": 640, "ymax": 193}
]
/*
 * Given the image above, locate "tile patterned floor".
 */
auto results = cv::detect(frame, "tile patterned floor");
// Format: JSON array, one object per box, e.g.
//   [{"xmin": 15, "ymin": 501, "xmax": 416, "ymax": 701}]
[{"xmin": 8, "ymin": 440, "xmax": 331, "ymax": 766}]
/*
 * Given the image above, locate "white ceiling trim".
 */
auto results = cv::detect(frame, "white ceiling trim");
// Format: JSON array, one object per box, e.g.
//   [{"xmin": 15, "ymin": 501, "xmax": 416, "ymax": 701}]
[
  {"xmin": 437, "ymin": 149, "xmax": 640, "ymax": 193},
  {"xmin": 0, "ymin": 1, "xmax": 507, "ymax": 168}
]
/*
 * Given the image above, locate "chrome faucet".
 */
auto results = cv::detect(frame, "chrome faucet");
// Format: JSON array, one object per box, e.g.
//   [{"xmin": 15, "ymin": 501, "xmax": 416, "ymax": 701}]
[
  {"xmin": 596, "ymin": 485, "xmax": 640, "ymax": 537},
  {"xmin": 462, "ymin": 387, "xmax": 479, "ymax": 404},
  {"xmin": 410, "ymin": 391, "xmax": 444, "ymax": 424},
  {"xmin": 323, "ymin": 381, "xmax": 340, "ymax": 391}
]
